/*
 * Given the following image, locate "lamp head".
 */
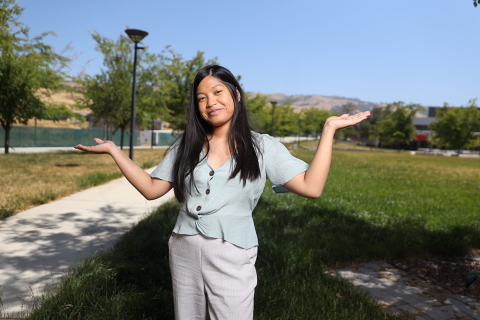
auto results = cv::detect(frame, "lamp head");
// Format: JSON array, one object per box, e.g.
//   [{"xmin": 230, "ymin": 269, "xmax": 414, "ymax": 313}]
[{"xmin": 125, "ymin": 29, "xmax": 148, "ymax": 42}]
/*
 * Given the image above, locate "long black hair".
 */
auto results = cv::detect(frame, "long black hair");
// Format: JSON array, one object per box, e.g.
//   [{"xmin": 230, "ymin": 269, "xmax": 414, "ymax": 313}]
[{"xmin": 171, "ymin": 65, "xmax": 261, "ymax": 203}]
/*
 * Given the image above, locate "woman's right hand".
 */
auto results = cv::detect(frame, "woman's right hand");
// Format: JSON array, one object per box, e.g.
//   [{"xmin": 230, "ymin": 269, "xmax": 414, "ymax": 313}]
[{"xmin": 74, "ymin": 138, "xmax": 116, "ymax": 154}]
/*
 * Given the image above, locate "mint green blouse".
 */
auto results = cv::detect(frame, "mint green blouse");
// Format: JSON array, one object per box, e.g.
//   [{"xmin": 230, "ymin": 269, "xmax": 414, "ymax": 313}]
[{"xmin": 150, "ymin": 132, "xmax": 309, "ymax": 249}]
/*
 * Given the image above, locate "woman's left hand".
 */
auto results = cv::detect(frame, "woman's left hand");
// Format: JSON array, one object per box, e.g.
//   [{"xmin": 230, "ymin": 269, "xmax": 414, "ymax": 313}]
[{"xmin": 324, "ymin": 111, "xmax": 371, "ymax": 131}]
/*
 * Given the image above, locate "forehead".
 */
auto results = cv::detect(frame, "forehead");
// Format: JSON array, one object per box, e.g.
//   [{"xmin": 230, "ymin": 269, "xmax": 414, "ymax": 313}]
[{"xmin": 196, "ymin": 76, "xmax": 224, "ymax": 94}]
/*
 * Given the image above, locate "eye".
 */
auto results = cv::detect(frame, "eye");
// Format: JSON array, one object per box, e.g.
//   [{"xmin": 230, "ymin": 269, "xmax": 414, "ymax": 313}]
[
  {"xmin": 215, "ymin": 90, "xmax": 222, "ymax": 94},
  {"xmin": 198, "ymin": 97, "xmax": 205, "ymax": 102}
]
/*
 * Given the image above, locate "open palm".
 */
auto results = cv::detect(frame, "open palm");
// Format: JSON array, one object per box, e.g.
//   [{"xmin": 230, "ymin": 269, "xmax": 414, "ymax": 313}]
[
  {"xmin": 325, "ymin": 111, "xmax": 371, "ymax": 131},
  {"xmin": 74, "ymin": 138, "xmax": 116, "ymax": 154}
]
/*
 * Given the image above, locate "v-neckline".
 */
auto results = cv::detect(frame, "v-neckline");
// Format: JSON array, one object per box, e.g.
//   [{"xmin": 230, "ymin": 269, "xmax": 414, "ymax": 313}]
[{"xmin": 201, "ymin": 149, "xmax": 232, "ymax": 170}]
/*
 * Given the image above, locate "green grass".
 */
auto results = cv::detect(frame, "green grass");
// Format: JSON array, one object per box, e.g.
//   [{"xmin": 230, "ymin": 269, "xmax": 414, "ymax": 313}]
[
  {"xmin": 23, "ymin": 149, "xmax": 480, "ymax": 319},
  {"xmin": 291, "ymin": 149, "xmax": 480, "ymax": 259},
  {"xmin": 0, "ymin": 191, "xmax": 60, "ymax": 220},
  {"xmin": 0, "ymin": 149, "xmax": 166, "ymax": 220},
  {"xmin": 26, "ymin": 197, "xmax": 399, "ymax": 320}
]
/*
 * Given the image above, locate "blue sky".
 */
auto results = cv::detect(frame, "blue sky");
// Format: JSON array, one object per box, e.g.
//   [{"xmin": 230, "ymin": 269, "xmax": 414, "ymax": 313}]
[{"xmin": 19, "ymin": 0, "xmax": 480, "ymax": 107}]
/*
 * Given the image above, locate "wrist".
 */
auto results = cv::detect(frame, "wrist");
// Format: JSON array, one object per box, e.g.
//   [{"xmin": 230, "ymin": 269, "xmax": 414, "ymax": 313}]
[
  {"xmin": 108, "ymin": 143, "xmax": 120, "ymax": 156},
  {"xmin": 322, "ymin": 123, "xmax": 336, "ymax": 136}
]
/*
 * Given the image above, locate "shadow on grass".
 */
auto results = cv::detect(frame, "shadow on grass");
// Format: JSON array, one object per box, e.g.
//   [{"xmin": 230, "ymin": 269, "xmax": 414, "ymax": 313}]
[
  {"xmin": 26, "ymin": 201, "xmax": 179, "ymax": 320},
  {"xmin": 27, "ymin": 183, "xmax": 480, "ymax": 319},
  {"xmin": 251, "ymin": 189, "xmax": 479, "ymax": 319}
]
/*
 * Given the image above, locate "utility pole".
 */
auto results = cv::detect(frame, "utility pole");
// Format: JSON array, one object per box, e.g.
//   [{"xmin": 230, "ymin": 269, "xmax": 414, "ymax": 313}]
[{"xmin": 270, "ymin": 100, "xmax": 277, "ymax": 136}]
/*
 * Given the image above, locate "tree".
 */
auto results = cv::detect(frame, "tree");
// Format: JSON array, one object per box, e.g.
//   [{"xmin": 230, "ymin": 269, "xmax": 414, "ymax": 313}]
[
  {"xmin": 0, "ymin": 0, "xmax": 69, "ymax": 153},
  {"xmin": 376, "ymin": 101, "xmax": 424, "ymax": 151},
  {"xmin": 474, "ymin": 0, "xmax": 478, "ymax": 8},
  {"xmin": 136, "ymin": 52, "xmax": 170, "ymax": 134},
  {"xmin": 245, "ymin": 93, "xmax": 270, "ymax": 133},
  {"xmin": 271, "ymin": 101, "xmax": 299, "ymax": 137},
  {"xmin": 429, "ymin": 101, "xmax": 480, "ymax": 154},
  {"xmin": 336, "ymin": 102, "xmax": 358, "ymax": 115},
  {"xmin": 356, "ymin": 105, "xmax": 382, "ymax": 140},
  {"xmin": 77, "ymin": 32, "xmax": 145, "ymax": 149},
  {"xmin": 156, "ymin": 47, "xmax": 217, "ymax": 130},
  {"xmin": 301, "ymin": 107, "xmax": 331, "ymax": 136}
]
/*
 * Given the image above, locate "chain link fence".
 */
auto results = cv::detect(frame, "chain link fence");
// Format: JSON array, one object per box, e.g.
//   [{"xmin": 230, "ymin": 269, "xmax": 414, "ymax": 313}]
[{"xmin": 0, "ymin": 126, "xmax": 137, "ymax": 148}]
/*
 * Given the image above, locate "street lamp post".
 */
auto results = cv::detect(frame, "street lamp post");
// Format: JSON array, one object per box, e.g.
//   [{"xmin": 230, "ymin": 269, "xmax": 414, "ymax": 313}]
[
  {"xmin": 151, "ymin": 119, "xmax": 154, "ymax": 149},
  {"xmin": 125, "ymin": 28, "xmax": 148, "ymax": 160},
  {"xmin": 270, "ymin": 100, "xmax": 277, "ymax": 137},
  {"xmin": 298, "ymin": 118, "xmax": 303, "ymax": 149}
]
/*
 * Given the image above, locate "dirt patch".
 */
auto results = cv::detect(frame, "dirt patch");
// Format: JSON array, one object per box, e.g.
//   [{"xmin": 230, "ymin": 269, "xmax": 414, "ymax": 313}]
[{"xmin": 388, "ymin": 253, "xmax": 480, "ymax": 301}]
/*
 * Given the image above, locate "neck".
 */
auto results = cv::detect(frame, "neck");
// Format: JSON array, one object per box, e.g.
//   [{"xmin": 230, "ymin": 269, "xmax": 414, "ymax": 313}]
[{"xmin": 210, "ymin": 121, "xmax": 231, "ymax": 142}]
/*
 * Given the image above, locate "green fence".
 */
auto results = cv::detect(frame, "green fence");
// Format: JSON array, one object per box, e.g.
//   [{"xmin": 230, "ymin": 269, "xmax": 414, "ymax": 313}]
[
  {"xmin": 0, "ymin": 126, "xmax": 137, "ymax": 148},
  {"xmin": 156, "ymin": 132, "xmax": 179, "ymax": 146}
]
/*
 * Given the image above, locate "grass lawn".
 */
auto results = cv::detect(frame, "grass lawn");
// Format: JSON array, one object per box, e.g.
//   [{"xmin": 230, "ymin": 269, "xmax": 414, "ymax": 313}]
[
  {"xmin": 0, "ymin": 149, "xmax": 167, "ymax": 219},
  {"xmin": 13, "ymin": 148, "xmax": 480, "ymax": 319},
  {"xmin": 23, "ymin": 150, "xmax": 480, "ymax": 319},
  {"xmin": 297, "ymin": 139, "xmax": 401, "ymax": 153}
]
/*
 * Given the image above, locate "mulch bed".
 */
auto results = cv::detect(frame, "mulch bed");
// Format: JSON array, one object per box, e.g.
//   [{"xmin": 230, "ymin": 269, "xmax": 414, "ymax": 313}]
[{"xmin": 388, "ymin": 252, "xmax": 480, "ymax": 301}]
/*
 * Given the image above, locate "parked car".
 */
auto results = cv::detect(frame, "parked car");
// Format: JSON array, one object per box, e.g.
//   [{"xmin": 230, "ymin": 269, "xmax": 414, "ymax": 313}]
[{"xmin": 461, "ymin": 150, "xmax": 472, "ymax": 154}]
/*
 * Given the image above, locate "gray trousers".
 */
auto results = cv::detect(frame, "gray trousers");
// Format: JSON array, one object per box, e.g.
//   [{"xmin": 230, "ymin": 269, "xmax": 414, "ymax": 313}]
[{"xmin": 169, "ymin": 232, "xmax": 258, "ymax": 320}]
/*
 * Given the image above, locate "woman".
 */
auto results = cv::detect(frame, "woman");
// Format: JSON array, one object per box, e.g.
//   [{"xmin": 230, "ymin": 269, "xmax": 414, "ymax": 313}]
[{"xmin": 75, "ymin": 65, "xmax": 370, "ymax": 320}]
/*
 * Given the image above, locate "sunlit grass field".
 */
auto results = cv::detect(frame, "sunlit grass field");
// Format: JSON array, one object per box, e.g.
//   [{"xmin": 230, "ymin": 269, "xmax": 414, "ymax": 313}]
[
  {"xmin": 0, "ymin": 149, "xmax": 166, "ymax": 219},
  {"xmin": 23, "ymin": 148, "xmax": 480, "ymax": 319}
]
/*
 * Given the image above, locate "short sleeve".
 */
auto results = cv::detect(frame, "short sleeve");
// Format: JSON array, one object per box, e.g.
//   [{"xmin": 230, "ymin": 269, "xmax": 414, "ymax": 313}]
[
  {"xmin": 150, "ymin": 146, "xmax": 178, "ymax": 182},
  {"xmin": 262, "ymin": 135, "xmax": 309, "ymax": 193}
]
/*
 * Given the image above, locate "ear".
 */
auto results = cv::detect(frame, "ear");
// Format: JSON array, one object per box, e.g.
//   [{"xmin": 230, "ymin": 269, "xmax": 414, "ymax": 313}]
[{"xmin": 236, "ymin": 88, "xmax": 241, "ymax": 102}]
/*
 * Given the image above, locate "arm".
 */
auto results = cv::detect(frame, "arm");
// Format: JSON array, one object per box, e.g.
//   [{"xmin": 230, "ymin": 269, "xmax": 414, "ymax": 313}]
[
  {"xmin": 74, "ymin": 138, "xmax": 172, "ymax": 200},
  {"xmin": 283, "ymin": 111, "xmax": 371, "ymax": 198}
]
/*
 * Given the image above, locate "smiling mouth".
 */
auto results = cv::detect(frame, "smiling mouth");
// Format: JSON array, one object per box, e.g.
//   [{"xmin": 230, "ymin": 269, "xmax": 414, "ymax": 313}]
[{"xmin": 208, "ymin": 108, "xmax": 222, "ymax": 116}]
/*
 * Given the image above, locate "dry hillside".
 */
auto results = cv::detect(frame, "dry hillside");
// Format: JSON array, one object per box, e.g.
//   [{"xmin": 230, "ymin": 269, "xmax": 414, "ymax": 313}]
[{"xmin": 258, "ymin": 93, "xmax": 385, "ymax": 112}]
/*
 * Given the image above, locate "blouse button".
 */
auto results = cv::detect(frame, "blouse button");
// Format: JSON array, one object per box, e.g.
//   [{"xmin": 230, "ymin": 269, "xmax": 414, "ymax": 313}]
[
  {"xmin": 196, "ymin": 206, "xmax": 202, "ymax": 211},
  {"xmin": 206, "ymin": 189, "xmax": 210, "ymax": 195},
  {"xmin": 209, "ymin": 170, "xmax": 214, "ymax": 176}
]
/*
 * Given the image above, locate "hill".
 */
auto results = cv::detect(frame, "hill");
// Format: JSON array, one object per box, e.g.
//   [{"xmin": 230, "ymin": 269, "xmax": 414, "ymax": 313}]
[{"xmin": 256, "ymin": 93, "xmax": 385, "ymax": 112}]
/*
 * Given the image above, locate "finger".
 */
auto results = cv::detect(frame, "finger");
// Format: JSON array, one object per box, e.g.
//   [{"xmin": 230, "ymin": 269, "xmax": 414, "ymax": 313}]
[
  {"xmin": 93, "ymin": 138, "xmax": 104, "ymax": 144},
  {"xmin": 74, "ymin": 144, "xmax": 96, "ymax": 152}
]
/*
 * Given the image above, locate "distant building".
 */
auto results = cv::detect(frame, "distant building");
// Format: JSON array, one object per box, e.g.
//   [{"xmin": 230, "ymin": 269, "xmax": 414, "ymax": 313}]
[
  {"xmin": 412, "ymin": 107, "xmax": 440, "ymax": 149},
  {"xmin": 413, "ymin": 106, "xmax": 480, "ymax": 150},
  {"xmin": 414, "ymin": 116, "xmax": 437, "ymax": 132}
]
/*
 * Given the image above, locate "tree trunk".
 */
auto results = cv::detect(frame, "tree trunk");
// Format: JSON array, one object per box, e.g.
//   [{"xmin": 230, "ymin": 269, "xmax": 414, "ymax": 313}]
[
  {"xmin": 120, "ymin": 128, "xmax": 124, "ymax": 150},
  {"xmin": 2, "ymin": 123, "xmax": 11, "ymax": 154},
  {"xmin": 102, "ymin": 119, "xmax": 106, "ymax": 140}
]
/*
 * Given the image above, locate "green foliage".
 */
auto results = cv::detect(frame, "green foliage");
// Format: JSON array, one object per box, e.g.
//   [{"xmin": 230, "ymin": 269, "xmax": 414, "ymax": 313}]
[
  {"xmin": 301, "ymin": 107, "xmax": 331, "ymax": 135},
  {"xmin": 376, "ymin": 102, "xmax": 424, "ymax": 148},
  {"xmin": 270, "ymin": 100, "xmax": 300, "ymax": 137},
  {"xmin": 474, "ymin": 0, "xmax": 478, "ymax": 8},
  {"xmin": 356, "ymin": 106, "xmax": 382, "ymax": 139},
  {"xmin": 45, "ymin": 103, "xmax": 85, "ymax": 122},
  {"xmin": 429, "ymin": 100, "xmax": 480, "ymax": 153},
  {"xmin": 244, "ymin": 95, "xmax": 334, "ymax": 137},
  {"xmin": 0, "ymin": 0, "xmax": 69, "ymax": 153},
  {"xmin": 136, "ymin": 52, "xmax": 170, "ymax": 131},
  {"xmin": 245, "ymin": 93, "xmax": 270, "ymax": 132},
  {"xmin": 76, "ymin": 32, "xmax": 139, "ymax": 149}
]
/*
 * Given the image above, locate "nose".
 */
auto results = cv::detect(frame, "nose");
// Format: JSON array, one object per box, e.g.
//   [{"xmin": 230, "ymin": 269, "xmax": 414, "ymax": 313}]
[{"xmin": 206, "ymin": 94, "xmax": 217, "ymax": 108}]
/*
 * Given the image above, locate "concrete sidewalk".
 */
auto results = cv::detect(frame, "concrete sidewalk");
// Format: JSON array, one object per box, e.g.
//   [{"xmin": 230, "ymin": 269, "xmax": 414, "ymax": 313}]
[
  {"xmin": 0, "ymin": 145, "xmax": 168, "ymax": 154},
  {"xmin": 0, "ymin": 168, "xmax": 174, "ymax": 318},
  {"xmin": 332, "ymin": 261, "xmax": 480, "ymax": 319}
]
